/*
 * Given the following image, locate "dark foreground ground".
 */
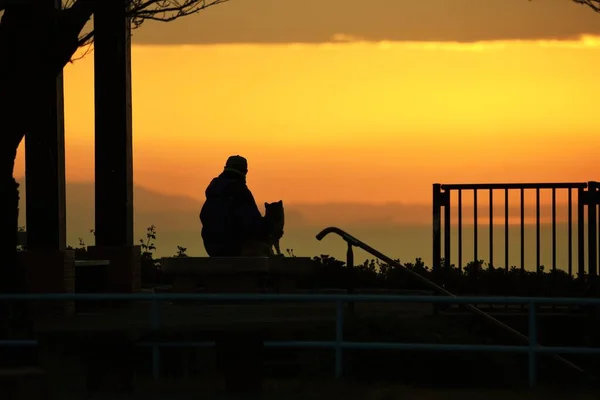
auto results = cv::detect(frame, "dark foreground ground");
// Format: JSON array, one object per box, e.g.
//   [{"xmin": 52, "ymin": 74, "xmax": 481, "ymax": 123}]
[
  {"xmin": 79, "ymin": 379, "xmax": 600, "ymax": 400},
  {"xmin": 7, "ymin": 299, "xmax": 600, "ymax": 398}
]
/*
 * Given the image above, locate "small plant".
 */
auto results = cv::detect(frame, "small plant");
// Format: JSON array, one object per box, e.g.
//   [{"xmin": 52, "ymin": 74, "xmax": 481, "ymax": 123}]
[
  {"xmin": 64, "ymin": 224, "xmax": 585, "ymax": 297},
  {"xmin": 16, "ymin": 225, "xmax": 26, "ymax": 252},
  {"xmin": 175, "ymin": 246, "xmax": 188, "ymax": 257},
  {"xmin": 140, "ymin": 225, "xmax": 161, "ymax": 285},
  {"xmin": 140, "ymin": 225, "xmax": 157, "ymax": 258},
  {"xmin": 66, "ymin": 236, "xmax": 89, "ymax": 258}
]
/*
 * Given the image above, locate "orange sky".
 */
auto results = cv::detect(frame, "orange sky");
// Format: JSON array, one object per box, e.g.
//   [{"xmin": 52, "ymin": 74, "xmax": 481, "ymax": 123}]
[{"xmin": 14, "ymin": 36, "xmax": 600, "ymax": 205}]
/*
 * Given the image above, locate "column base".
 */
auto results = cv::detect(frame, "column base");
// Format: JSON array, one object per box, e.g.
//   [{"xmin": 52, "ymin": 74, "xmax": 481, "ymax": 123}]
[
  {"xmin": 86, "ymin": 245, "xmax": 141, "ymax": 293},
  {"xmin": 17, "ymin": 249, "xmax": 75, "ymax": 318}
]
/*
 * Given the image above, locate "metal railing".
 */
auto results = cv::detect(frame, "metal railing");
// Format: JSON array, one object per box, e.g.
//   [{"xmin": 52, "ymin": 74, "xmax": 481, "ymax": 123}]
[
  {"xmin": 433, "ymin": 181, "xmax": 600, "ymax": 279},
  {"xmin": 0, "ymin": 292, "xmax": 599, "ymax": 389},
  {"xmin": 315, "ymin": 227, "xmax": 588, "ymax": 377},
  {"xmin": 588, "ymin": 182, "xmax": 599, "ymax": 281}
]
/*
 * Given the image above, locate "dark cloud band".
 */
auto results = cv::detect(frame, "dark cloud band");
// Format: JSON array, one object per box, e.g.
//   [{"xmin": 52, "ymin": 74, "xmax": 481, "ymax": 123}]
[{"xmin": 131, "ymin": 0, "xmax": 600, "ymax": 45}]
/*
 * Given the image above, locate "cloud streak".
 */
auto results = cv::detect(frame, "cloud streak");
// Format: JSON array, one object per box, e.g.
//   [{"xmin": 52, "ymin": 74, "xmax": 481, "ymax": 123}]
[
  {"xmin": 113, "ymin": 34, "xmax": 600, "ymax": 57},
  {"xmin": 130, "ymin": 0, "xmax": 600, "ymax": 45},
  {"xmin": 320, "ymin": 34, "xmax": 600, "ymax": 51}
]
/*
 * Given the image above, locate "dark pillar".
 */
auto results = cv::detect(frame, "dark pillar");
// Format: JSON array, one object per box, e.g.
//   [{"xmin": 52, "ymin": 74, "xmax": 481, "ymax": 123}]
[
  {"xmin": 93, "ymin": 0, "xmax": 134, "ymax": 247},
  {"xmin": 24, "ymin": 0, "xmax": 66, "ymax": 251}
]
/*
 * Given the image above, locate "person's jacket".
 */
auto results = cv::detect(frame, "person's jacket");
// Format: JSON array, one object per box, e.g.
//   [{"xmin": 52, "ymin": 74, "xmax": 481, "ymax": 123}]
[{"xmin": 199, "ymin": 170, "xmax": 266, "ymax": 256}]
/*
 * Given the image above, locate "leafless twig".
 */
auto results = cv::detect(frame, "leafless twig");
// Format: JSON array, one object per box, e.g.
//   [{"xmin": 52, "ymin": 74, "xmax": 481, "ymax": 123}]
[
  {"xmin": 70, "ymin": 37, "xmax": 93, "ymax": 62},
  {"xmin": 572, "ymin": 0, "xmax": 600, "ymax": 12},
  {"xmin": 130, "ymin": 0, "xmax": 229, "ymax": 25},
  {"xmin": 2, "ymin": 0, "xmax": 229, "ymax": 47},
  {"xmin": 71, "ymin": 0, "xmax": 229, "ymax": 47}
]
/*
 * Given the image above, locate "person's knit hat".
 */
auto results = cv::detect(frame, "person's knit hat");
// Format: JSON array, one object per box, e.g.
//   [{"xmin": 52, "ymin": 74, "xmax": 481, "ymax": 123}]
[{"xmin": 224, "ymin": 155, "xmax": 248, "ymax": 176}]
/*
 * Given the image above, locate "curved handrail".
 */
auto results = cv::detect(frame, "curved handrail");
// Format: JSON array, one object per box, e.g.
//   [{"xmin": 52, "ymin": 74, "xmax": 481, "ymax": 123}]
[
  {"xmin": 316, "ymin": 226, "xmax": 592, "ymax": 380},
  {"xmin": 318, "ymin": 227, "xmax": 453, "ymax": 296}
]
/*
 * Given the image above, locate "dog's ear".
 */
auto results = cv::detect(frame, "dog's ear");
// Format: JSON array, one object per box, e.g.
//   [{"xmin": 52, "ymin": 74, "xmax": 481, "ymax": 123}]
[{"xmin": 278, "ymin": 200, "xmax": 283, "ymax": 205}]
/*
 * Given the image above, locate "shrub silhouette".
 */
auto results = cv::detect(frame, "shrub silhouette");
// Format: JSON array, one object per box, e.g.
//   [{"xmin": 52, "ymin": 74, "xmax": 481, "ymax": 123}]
[{"xmin": 61, "ymin": 224, "xmax": 590, "ymax": 297}]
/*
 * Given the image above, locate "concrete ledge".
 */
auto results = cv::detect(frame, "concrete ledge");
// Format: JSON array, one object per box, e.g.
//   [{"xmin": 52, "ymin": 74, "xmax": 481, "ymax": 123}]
[
  {"xmin": 161, "ymin": 257, "xmax": 314, "ymax": 293},
  {"xmin": 161, "ymin": 257, "xmax": 313, "ymax": 276},
  {"xmin": 268, "ymin": 257, "xmax": 313, "ymax": 293},
  {"xmin": 269, "ymin": 257, "xmax": 314, "ymax": 275},
  {"xmin": 161, "ymin": 257, "xmax": 270, "ymax": 275}
]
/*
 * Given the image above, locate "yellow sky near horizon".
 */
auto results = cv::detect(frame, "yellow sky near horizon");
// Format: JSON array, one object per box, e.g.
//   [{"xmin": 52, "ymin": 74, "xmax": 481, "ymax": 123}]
[{"xmin": 14, "ymin": 36, "xmax": 600, "ymax": 205}]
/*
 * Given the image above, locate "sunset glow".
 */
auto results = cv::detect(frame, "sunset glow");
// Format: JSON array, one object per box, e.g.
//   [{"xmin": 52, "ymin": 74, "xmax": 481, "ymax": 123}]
[{"xmin": 15, "ymin": 36, "xmax": 600, "ymax": 206}]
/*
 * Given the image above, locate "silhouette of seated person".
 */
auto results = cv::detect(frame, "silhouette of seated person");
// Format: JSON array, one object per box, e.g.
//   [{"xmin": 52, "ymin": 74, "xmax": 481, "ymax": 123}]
[{"xmin": 200, "ymin": 155, "xmax": 269, "ymax": 257}]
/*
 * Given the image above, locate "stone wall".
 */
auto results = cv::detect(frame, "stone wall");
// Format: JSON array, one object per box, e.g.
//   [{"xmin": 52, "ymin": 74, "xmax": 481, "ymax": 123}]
[{"xmin": 17, "ymin": 249, "xmax": 75, "ymax": 317}]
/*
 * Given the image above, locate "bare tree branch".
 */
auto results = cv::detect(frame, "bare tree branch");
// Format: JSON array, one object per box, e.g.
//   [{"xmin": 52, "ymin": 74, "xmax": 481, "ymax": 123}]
[
  {"xmin": 72, "ymin": 32, "xmax": 94, "ymax": 61},
  {"xmin": 573, "ymin": 0, "xmax": 600, "ymax": 12},
  {"xmin": 70, "ymin": 0, "xmax": 229, "ymax": 47},
  {"xmin": 77, "ymin": 28, "xmax": 94, "ymax": 46},
  {"xmin": 129, "ymin": 0, "xmax": 229, "ymax": 27},
  {"xmin": 3, "ymin": 0, "xmax": 229, "ymax": 46},
  {"xmin": 1, "ymin": 0, "xmax": 596, "ymax": 16}
]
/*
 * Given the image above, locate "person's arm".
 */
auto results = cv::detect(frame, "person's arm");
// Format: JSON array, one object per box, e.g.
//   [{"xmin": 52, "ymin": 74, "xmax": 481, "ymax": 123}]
[{"xmin": 234, "ymin": 185, "xmax": 267, "ymax": 238}]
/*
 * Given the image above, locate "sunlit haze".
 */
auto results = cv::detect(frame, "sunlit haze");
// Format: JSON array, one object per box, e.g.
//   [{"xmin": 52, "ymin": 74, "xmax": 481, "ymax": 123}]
[
  {"xmin": 14, "ymin": 32, "xmax": 600, "ymax": 265},
  {"xmin": 16, "ymin": 37, "xmax": 600, "ymax": 203}
]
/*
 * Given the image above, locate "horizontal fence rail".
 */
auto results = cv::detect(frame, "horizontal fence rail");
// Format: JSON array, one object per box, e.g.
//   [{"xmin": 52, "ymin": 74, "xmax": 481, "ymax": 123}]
[
  {"xmin": 1, "ymin": 293, "xmax": 600, "ymax": 388},
  {"xmin": 433, "ymin": 181, "xmax": 600, "ymax": 288}
]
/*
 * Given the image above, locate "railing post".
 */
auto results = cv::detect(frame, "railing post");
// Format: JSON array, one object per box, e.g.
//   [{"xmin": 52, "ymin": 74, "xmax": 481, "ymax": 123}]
[
  {"xmin": 335, "ymin": 300, "xmax": 344, "ymax": 379},
  {"xmin": 504, "ymin": 188, "xmax": 509, "ymax": 273},
  {"xmin": 489, "ymin": 189, "xmax": 494, "ymax": 270},
  {"xmin": 433, "ymin": 184, "xmax": 442, "ymax": 273},
  {"xmin": 528, "ymin": 299, "xmax": 537, "ymax": 389},
  {"xmin": 588, "ymin": 182, "xmax": 598, "ymax": 277},
  {"xmin": 596, "ymin": 183, "xmax": 600, "ymax": 282},
  {"xmin": 459, "ymin": 189, "xmax": 463, "ymax": 271},
  {"xmin": 474, "ymin": 189, "xmax": 478, "ymax": 265},
  {"xmin": 443, "ymin": 189, "xmax": 451, "ymax": 279},
  {"xmin": 535, "ymin": 188, "xmax": 541, "ymax": 275},
  {"xmin": 596, "ymin": 183, "xmax": 600, "ymax": 281},
  {"xmin": 578, "ymin": 187, "xmax": 586, "ymax": 281},
  {"xmin": 568, "ymin": 189, "xmax": 573, "ymax": 277},
  {"xmin": 346, "ymin": 242, "xmax": 355, "ymax": 313},
  {"xmin": 520, "ymin": 188, "xmax": 525, "ymax": 275},
  {"xmin": 551, "ymin": 188, "xmax": 557, "ymax": 273}
]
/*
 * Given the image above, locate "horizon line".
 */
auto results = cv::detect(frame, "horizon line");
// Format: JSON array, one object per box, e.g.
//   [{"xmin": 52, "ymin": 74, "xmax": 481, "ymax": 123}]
[
  {"xmin": 124, "ymin": 34, "xmax": 600, "ymax": 49},
  {"xmin": 14, "ymin": 177, "xmax": 589, "ymax": 207}
]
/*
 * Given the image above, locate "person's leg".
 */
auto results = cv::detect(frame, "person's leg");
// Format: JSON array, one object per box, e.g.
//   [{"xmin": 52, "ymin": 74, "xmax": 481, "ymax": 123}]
[
  {"xmin": 210, "ymin": 248, "xmax": 241, "ymax": 257},
  {"xmin": 207, "ymin": 241, "xmax": 243, "ymax": 257}
]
